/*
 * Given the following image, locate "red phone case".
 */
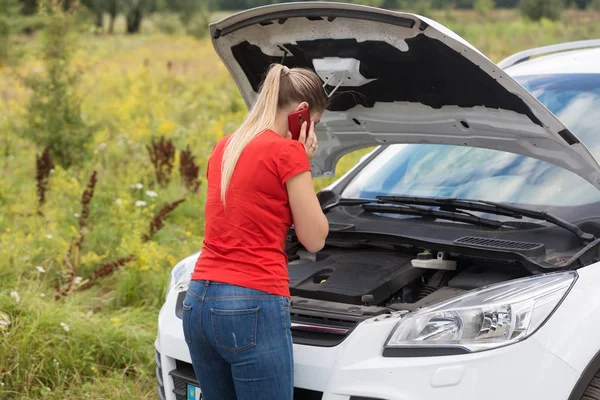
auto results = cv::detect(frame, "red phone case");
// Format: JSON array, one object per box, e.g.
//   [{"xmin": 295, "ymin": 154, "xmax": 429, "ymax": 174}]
[{"xmin": 288, "ymin": 108, "xmax": 311, "ymax": 141}]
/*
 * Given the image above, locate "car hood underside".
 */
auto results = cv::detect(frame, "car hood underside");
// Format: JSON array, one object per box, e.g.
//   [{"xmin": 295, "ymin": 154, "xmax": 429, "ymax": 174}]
[{"xmin": 210, "ymin": 2, "xmax": 600, "ymax": 190}]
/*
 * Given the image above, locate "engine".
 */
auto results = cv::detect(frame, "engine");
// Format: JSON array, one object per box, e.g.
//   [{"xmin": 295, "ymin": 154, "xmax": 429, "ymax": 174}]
[
  {"xmin": 287, "ymin": 247, "xmax": 527, "ymax": 310},
  {"xmin": 288, "ymin": 249, "xmax": 422, "ymax": 306}
]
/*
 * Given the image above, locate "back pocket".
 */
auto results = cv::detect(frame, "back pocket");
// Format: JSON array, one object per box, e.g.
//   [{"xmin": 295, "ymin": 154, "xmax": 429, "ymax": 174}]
[{"xmin": 211, "ymin": 308, "xmax": 259, "ymax": 353}]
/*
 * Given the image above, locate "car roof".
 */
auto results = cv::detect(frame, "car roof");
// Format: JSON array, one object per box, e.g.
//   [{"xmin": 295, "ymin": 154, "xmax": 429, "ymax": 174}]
[{"xmin": 506, "ymin": 47, "xmax": 600, "ymax": 77}]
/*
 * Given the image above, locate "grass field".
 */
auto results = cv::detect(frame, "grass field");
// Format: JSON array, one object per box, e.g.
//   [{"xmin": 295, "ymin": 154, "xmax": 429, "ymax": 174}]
[{"xmin": 1, "ymin": 7, "xmax": 600, "ymax": 400}]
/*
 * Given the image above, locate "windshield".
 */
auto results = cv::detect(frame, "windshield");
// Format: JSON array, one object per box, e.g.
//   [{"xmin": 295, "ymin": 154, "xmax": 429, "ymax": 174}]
[{"xmin": 341, "ymin": 73, "xmax": 600, "ymax": 207}]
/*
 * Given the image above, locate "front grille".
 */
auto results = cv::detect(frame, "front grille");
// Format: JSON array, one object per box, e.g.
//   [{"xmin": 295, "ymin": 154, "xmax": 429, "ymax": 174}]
[
  {"xmin": 169, "ymin": 360, "xmax": 323, "ymax": 399},
  {"xmin": 156, "ymin": 350, "xmax": 166, "ymax": 400},
  {"xmin": 170, "ymin": 360, "xmax": 196, "ymax": 400},
  {"xmin": 290, "ymin": 311, "xmax": 359, "ymax": 347},
  {"xmin": 382, "ymin": 346, "xmax": 469, "ymax": 357}
]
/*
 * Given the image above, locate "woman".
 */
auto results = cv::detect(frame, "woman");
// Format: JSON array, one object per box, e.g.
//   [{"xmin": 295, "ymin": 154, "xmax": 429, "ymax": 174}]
[{"xmin": 181, "ymin": 64, "xmax": 330, "ymax": 400}]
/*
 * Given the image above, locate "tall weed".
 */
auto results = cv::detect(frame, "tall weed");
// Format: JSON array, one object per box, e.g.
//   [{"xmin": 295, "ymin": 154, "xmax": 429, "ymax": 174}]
[{"xmin": 23, "ymin": 0, "xmax": 94, "ymax": 168}]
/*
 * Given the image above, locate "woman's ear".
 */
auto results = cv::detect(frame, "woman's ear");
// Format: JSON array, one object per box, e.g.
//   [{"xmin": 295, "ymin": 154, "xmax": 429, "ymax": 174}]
[{"xmin": 294, "ymin": 101, "xmax": 309, "ymax": 111}]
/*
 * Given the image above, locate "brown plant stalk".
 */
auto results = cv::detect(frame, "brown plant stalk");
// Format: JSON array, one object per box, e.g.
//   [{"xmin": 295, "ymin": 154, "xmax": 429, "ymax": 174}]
[
  {"xmin": 146, "ymin": 136, "xmax": 176, "ymax": 187},
  {"xmin": 56, "ymin": 170, "xmax": 99, "ymax": 299},
  {"xmin": 143, "ymin": 199, "xmax": 186, "ymax": 242},
  {"xmin": 35, "ymin": 145, "xmax": 55, "ymax": 208},
  {"xmin": 74, "ymin": 170, "xmax": 97, "ymax": 255},
  {"xmin": 54, "ymin": 255, "xmax": 77, "ymax": 299},
  {"xmin": 75, "ymin": 255, "xmax": 135, "ymax": 291},
  {"xmin": 179, "ymin": 145, "xmax": 201, "ymax": 193}
]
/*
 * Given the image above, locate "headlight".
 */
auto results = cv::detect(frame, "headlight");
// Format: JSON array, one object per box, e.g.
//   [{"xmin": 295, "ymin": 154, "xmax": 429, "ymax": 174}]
[
  {"xmin": 384, "ymin": 271, "xmax": 577, "ymax": 355},
  {"xmin": 165, "ymin": 252, "xmax": 199, "ymax": 300}
]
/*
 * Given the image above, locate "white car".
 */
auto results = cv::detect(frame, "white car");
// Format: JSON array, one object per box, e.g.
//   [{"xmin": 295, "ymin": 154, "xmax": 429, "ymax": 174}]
[{"xmin": 156, "ymin": 3, "xmax": 600, "ymax": 400}]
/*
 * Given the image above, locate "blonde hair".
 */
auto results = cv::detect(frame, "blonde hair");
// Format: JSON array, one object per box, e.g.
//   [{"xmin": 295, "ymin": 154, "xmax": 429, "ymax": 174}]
[{"xmin": 220, "ymin": 64, "xmax": 328, "ymax": 202}]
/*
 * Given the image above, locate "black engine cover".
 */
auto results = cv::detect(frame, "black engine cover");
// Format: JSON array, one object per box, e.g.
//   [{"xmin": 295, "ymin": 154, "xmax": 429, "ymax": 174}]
[{"xmin": 288, "ymin": 250, "xmax": 422, "ymax": 305}]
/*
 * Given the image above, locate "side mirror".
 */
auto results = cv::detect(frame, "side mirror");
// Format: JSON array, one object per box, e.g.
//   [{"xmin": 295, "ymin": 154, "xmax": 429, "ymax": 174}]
[{"xmin": 316, "ymin": 189, "xmax": 339, "ymax": 211}]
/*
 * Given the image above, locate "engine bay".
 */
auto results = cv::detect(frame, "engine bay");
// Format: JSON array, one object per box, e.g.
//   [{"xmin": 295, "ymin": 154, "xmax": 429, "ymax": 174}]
[{"xmin": 287, "ymin": 247, "xmax": 527, "ymax": 313}]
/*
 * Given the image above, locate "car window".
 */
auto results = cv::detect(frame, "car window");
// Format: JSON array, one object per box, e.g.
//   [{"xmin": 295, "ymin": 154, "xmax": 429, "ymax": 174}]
[{"xmin": 341, "ymin": 74, "xmax": 600, "ymax": 207}]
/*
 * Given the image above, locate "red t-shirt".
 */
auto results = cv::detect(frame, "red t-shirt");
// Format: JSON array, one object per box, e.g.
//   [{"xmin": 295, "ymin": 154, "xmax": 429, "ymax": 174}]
[{"xmin": 192, "ymin": 129, "xmax": 311, "ymax": 297}]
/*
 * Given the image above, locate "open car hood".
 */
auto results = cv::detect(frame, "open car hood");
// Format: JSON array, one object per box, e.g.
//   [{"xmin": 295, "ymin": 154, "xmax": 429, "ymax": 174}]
[{"xmin": 210, "ymin": 2, "xmax": 600, "ymax": 189}]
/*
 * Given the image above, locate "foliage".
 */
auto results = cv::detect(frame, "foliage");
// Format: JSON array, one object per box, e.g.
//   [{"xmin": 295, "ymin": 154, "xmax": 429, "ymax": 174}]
[
  {"xmin": 0, "ymin": 0, "xmax": 21, "ymax": 66},
  {"xmin": 519, "ymin": 0, "xmax": 565, "ymax": 20},
  {"xmin": 161, "ymin": 0, "xmax": 593, "ymax": 11},
  {"xmin": 19, "ymin": 0, "xmax": 37, "ymax": 14},
  {"xmin": 350, "ymin": 0, "xmax": 384, "ymax": 6},
  {"xmin": 413, "ymin": 0, "xmax": 434, "ymax": 15},
  {"xmin": 2, "ymin": 8, "xmax": 600, "ymax": 399},
  {"xmin": 23, "ymin": 0, "xmax": 94, "ymax": 168},
  {"xmin": 153, "ymin": 12, "xmax": 186, "ymax": 35},
  {"xmin": 475, "ymin": 0, "xmax": 496, "ymax": 15},
  {"xmin": 80, "ymin": 0, "xmax": 106, "ymax": 28},
  {"xmin": 589, "ymin": 0, "xmax": 600, "ymax": 10}
]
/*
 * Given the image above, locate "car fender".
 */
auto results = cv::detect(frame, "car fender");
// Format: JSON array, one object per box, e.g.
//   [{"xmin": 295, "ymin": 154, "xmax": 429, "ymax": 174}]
[{"xmin": 533, "ymin": 260, "xmax": 600, "ymax": 376}]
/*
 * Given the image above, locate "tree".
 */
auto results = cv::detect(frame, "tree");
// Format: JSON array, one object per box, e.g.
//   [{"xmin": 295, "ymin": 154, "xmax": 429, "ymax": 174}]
[
  {"xmin": 568, "ymin": 0, "xmax": 592, "ymax": 9},
  {"xmin": 495, "ymin": 0, "xmax": 520, "ymax": 6},
  {"xmin": 519, "ymin": 0, "xmax": 564, "ymax": 20},
  {"xmin": 80, "ymin": 0, "xmax": 104, "ymax": 29},
  {"xmin": 19, "ymin": 0, "xmax": 36, "ymax": 14},
  {"xmin": 122, "ymin": 0, "xmax": 152, "ymax": 33},
  {"xmin": 107, "ymin": 0, "xmax": 117, "ymax": 33}
]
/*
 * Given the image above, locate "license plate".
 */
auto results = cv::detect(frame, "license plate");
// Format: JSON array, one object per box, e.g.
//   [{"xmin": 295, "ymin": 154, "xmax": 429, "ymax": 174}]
[{"xmin": 187, "ymin": 384, "xmax": 201, "ymax": 400}]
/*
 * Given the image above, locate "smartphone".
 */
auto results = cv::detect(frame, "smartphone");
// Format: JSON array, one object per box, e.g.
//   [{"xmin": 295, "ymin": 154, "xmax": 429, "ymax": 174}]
[{"xmin": 288, "ymin": 108, "xmax": 311, "ymax": 141}]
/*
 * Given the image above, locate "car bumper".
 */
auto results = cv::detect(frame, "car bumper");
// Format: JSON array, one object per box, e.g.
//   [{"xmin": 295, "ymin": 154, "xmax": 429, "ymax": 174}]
[{"xmin": 156, "ymin": 288, "xmax": 579, "ymax": 400}]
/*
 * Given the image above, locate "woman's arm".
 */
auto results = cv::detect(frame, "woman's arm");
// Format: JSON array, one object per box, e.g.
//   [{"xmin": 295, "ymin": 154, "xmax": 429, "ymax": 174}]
[
  {"xmin": 286, "ymin": 171, "xmax": 329, "ymax": 253},
  {"xmin": 284, "ymin": 120, "xmax": 329, "ymax": 252}
]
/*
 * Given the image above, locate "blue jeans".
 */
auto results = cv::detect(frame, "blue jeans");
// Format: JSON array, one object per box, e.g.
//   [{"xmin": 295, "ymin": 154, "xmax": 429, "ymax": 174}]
[{"xmin": 182, "ymin": 280, "xmax": 293, "ymax": 400}]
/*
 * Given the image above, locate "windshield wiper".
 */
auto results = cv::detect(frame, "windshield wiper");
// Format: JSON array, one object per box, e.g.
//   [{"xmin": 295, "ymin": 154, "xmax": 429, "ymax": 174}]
[
  {"xmin": 362, "ymin": 203, "xmax": 509, "ymax": 229},
  {"xmin": 377, "ymin": 196, "xmax": 595, "ymax": 243},
  {"xmin": 321, "ymin": 192, "xmax": 595, "ymax": 243}
]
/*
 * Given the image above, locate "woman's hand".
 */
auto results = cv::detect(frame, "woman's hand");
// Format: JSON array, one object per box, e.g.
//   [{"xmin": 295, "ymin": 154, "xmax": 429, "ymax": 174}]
[{"xmin": 287, "ymin": 121, "xmax": 318, "ymax": 161}]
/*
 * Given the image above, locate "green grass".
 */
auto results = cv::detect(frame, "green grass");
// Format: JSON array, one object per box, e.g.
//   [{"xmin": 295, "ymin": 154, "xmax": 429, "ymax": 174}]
[{"xmin": 1, "ymin": 8, "xmax": 600, "ymax": 399}]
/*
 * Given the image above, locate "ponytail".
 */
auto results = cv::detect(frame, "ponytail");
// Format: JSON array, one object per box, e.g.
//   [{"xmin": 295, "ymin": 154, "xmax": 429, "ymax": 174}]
[{"xmin": 220, "ymin": 64, "xmax": 288, "ymax": 203}]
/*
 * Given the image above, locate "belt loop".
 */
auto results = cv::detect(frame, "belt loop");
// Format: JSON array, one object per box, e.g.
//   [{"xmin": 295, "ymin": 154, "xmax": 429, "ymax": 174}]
[{"xmin": 205, "ymin": 280, "xmax": 210, "ymax": 287}]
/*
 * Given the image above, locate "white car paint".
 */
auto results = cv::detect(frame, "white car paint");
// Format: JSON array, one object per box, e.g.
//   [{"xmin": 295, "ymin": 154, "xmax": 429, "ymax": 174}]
[
  {"xmin": 506, "ymin": 47, "xmax": 600, "ymax": 77},
  {"xmin": 156, "ymin": 262, "xmax": 600, "ymax": 399}
]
